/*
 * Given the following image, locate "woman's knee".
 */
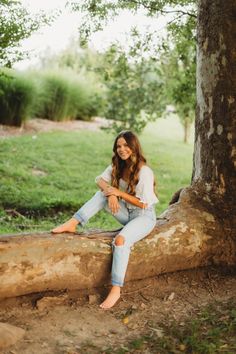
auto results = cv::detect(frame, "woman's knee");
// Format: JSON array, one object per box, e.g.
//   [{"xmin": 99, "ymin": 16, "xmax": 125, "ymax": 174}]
[
  {"xmin": 94, "ymin": 190, "xmax": 107, "ymax": 205},
  {"xmin": 114, "ymin": 235, "xmax": 125, "ymax": 246},
  {"xmin": 95, "ymin": 190, "xmax": 106, "ymax": 199}
]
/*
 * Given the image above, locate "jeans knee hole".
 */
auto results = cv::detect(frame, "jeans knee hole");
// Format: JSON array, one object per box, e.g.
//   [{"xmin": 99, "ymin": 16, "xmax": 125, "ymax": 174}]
[{"xmin": 114, "ymin": 235, "xmax": 125, "ymax": 246}]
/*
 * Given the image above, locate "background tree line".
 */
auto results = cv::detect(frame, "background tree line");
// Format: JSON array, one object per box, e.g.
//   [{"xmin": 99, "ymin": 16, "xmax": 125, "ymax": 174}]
[{"xmin": 0, "ymin": 0, "xmax": 196, "ymax": 142}]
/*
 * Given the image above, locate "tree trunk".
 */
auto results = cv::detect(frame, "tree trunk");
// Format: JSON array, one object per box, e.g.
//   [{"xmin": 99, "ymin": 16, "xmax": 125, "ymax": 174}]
[
  {"xmin": 183, "ymin": 118, "xmax": 191, "ymax": 143},
  {"xmin": 0, "ymin": 0, "xmax": 235, "ymax": 300},
  {"xmin": 194, "ymin": 0, "xmax": 236, "ymax": 195},
  {"xmin": 191, "ymin": 0, "xmax": 236, "ymax": 250}
]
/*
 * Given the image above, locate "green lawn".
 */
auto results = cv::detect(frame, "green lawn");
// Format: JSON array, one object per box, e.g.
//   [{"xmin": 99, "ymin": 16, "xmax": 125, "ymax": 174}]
[{"xmin": 0, "ymin": 115, "xmax": 194, "ymax": 234}]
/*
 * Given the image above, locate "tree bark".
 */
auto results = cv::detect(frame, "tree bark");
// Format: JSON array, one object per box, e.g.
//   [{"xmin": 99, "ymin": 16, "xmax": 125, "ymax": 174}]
[
  {"xmin": 193, "ymin": 0, "xmax": 236, "ymax": 200},
  {"xmin": 190, "ymin": 0, "xmax": 236, "ymax": 252}
]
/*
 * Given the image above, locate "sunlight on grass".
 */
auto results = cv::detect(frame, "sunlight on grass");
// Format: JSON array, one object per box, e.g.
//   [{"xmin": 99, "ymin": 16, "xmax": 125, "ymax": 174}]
[
  {"xmin": 0, "ymin": 115, "xmax": 194, "ymax": 233},
  {"xmin": 144, "ymin": 113, "xmax": 194, "ymax": 143}
]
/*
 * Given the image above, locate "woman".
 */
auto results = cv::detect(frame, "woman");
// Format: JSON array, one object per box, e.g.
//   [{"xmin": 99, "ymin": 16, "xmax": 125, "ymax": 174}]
[{"xmin": 52, "ymin": 131, "xmax": 158, "ymax": 309}]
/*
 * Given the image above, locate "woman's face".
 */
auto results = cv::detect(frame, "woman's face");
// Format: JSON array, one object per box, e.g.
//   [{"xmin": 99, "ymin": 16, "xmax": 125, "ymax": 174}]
[{"xmin": 116, "ymin": 137, "xmax": 133, "ymax": 161}]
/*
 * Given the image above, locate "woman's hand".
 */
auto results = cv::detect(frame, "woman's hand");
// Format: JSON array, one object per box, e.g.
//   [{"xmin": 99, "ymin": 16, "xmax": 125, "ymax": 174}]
[
  {"xmin": 107, "ymin": 195, "xmax": 120, "ymax": 214},
  {"xmin": 103, "ymin": 186, "xmax": 121, "ymax": 197},
  {"xmin": 103, "ymin": 186, "xmax": 121, "ymax": 214}
]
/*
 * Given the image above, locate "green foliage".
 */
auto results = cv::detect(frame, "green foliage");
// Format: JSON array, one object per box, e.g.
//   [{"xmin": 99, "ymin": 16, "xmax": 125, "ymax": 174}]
[
  {"xmin": 0, "ymin": 0, "xmax": 53, "ymax": 67},
  {"xmin": 68, "ymin": 74, "xmax": 103, "ymax": 121},
  {"xmin": 38, "ymin": 35, "xmax": 164, "ymax": 133},
  {"xmin": 161, "ymin": 15, "xmax": 196, "ymax": 142},
  {"xmin": 24, "ymin": 70, "xmax": 104, "ymax": 122},
  {"xmin": 39, "ymin": 37, "xmax": 104, "ymax": 75},
  {"xmin": 0, "ymin": 67, "xmax": 105, "ymax": 126},
  {"xmin": 98, "ymin": 33, "xmax": 165, "ymax": 133},
  {"xmin": 68, "ymin": 0, "xmax": 197, "ymax": 136},
  {"xmin": 69, "ymin": 0, "xmax": 197, "ymax": 44},
  {"xmin": 35, "ymin": 72, "xmax": 72, "ymax": 121},
  {"xmin": 38, "ymin": 38, "xmax": 105, "ymax": 105},
  {"xmin": 38, "ymin": 41, "xmax": 106, "ymax": 121},
  {"xmin": 0, "ymin": 68, "xmax": 37, "ymax": 126}
]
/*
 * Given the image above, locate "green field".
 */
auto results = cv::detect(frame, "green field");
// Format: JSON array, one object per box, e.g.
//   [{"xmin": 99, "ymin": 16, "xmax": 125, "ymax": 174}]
[{"xmin": 0, "ymin": 115, "xmax": 194, "ymax": 234}]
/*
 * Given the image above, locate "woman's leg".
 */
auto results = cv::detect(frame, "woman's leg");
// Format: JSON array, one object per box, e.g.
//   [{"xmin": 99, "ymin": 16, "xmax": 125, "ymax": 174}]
[
  {"xmin": 52, "ymin": 191, "xmax": 108, "ymax": 233},
  {"xmin": 51, "ymin": 217, "xmax": 79, "ymax": 233},
  {"xmin": 100, "ymin": 211, "xmax": 156, "ymax": 309},
  {"xmin": 52, "ymin": 192, "xmax": 130, "ymax": 233}
]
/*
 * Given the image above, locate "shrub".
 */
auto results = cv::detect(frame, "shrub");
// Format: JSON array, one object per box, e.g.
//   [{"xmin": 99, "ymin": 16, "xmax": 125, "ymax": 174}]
[
  {"xmin": 70, "ymin": 74, "xmax": 105, "ymax": 121},
  {"xmin": 34, "ymin": 72, "xmax": 71, "ymax": 121},
  {"xmin": 35, "ymin": 70, "xmax": 105, "ymax": 121},
  {"xmin": 0, "ymin": 68, "xmax": 37, "ymax": 126},
  {"xmin": 0, "ymin": 68, "xmax": 105, "ymax": 126}
]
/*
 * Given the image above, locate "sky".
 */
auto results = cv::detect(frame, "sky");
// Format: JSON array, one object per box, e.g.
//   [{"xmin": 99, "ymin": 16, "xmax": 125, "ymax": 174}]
[{"xmin": 15, "ymin": 0, "xmax": 168, "ymax": 70}]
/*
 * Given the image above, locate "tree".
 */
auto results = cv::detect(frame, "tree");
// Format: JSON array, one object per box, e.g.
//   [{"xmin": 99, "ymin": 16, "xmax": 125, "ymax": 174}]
[
  {"xmin": 68, "ymin": 0, "xmax": 236, "ymax": 265},
  {"xmin": 39, "ymin": 37, "xmax": 103, "ymax": 74},
  {"xmin": 99, "ymin": 37, "xmax": 165, "ymax": 133},
  {"xmin": 0, "ymin": 0, "xmax": 53, "ymax": 67},
  {"xmin": 192, "ymin": 0, "xmax": 236, "ymax": 233},
  {"xmin": 67, "ymin": 0, "xmax": 197, "ymax": 133},
  {"xmin": 162, "ymin": 16, "xmax": 196, "ymax": 143}
]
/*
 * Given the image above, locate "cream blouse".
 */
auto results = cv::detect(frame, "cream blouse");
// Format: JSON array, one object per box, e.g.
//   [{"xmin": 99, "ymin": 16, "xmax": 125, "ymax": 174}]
[{"xmin": 95, "ymin": 165, "xmax": 159, "ymax": 208}]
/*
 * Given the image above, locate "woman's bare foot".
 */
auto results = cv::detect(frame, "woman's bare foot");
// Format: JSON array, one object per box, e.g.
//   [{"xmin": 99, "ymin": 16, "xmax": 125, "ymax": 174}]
[
  {"xmin": 100, "ymin": 286, "xmax": 121, "ymax": 309},
  {"xmin": 51, "ymin": 218, "xmax": 79, "ymax": 234}
]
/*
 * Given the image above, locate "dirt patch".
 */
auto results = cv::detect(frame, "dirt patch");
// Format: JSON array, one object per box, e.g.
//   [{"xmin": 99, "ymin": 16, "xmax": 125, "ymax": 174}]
[
  {"xmin": 0, "ymin": 117, "xmax": 109, "ymax": 138},
  {"xmin": 0, "ymin": 266, "xmax": 235, "ymax": 353}
]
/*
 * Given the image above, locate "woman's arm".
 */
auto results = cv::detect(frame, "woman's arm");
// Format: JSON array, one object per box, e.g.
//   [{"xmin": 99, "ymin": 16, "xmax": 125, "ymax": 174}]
[
  {"xmin": 96, "ymin": 177, "xmax": 110, "ymax": 191},
  {"xmin": 96, "ymin": 178, "xmax": 120, "ymax": 214},
  {"xmin": 120, "ymin": 190, "xmax": 147, "ymax": 209},
  {"xmin": 104, "ymin": 186, "xmax": 147, "ymax": 209}
]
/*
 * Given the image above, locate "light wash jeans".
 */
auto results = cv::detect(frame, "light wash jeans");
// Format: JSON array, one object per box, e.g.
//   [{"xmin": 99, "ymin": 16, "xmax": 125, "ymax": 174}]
[{"xmin": 73, "ymin": 191, "xmax": 156, "ymax": 287}]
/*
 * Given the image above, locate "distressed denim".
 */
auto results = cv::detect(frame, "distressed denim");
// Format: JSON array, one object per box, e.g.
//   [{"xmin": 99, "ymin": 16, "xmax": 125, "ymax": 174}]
[{"xmin": 73, "ymin": 191, "xmax": 156, "ymax": 286}]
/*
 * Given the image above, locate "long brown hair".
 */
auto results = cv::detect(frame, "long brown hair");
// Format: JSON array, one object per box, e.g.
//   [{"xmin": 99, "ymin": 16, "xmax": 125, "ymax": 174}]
[{"xmin": 111, "ymin": 131, "xmax": 146, "ymax": 195}]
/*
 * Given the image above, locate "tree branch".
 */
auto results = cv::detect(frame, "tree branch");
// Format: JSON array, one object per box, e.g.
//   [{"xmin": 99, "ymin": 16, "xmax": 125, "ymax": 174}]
[
  {"xmin": 160, "ymin": 9, "xmax": 197, "ymax": 18},
  {"xmin": 125, "ymin": 0, "xmax": 197, "ymax": 19}
]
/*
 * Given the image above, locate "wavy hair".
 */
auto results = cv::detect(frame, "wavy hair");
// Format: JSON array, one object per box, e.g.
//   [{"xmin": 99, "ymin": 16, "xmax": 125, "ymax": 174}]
[{"xmin": 111, "ymin": 131, "xmax": 146, "ymax": 195}]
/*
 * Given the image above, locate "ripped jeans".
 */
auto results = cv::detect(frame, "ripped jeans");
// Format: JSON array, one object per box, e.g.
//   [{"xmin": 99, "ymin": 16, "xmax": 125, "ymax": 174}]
[{"xmin": 73, "ymin": 191, "xmax": 156, "ymax": 287}]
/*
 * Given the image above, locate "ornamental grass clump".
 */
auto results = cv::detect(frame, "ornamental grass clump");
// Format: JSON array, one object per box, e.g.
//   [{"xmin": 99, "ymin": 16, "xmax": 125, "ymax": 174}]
[
  {"xmin": 35, "ymin": 70, "xmax": 104, "ymax": 122},
  {"xmin": 35, "ymin": 71, "xmax": 71, "ymax": 122},
  {"xmin": 0, "ymin": 69, "xmax": 37, "ymax": 126}
]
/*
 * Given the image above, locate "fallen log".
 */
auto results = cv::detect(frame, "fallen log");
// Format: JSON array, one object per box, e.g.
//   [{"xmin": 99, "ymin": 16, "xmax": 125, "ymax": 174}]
[{"xmin": 0, "ymin": 188, "xmax": 234, "ymax": 299}]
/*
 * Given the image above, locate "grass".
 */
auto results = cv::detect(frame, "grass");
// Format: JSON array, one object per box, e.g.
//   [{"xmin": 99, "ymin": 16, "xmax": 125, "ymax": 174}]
[{"xmin": 0, "ymin": 115, "xmax": 194, "ymax": 234}]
